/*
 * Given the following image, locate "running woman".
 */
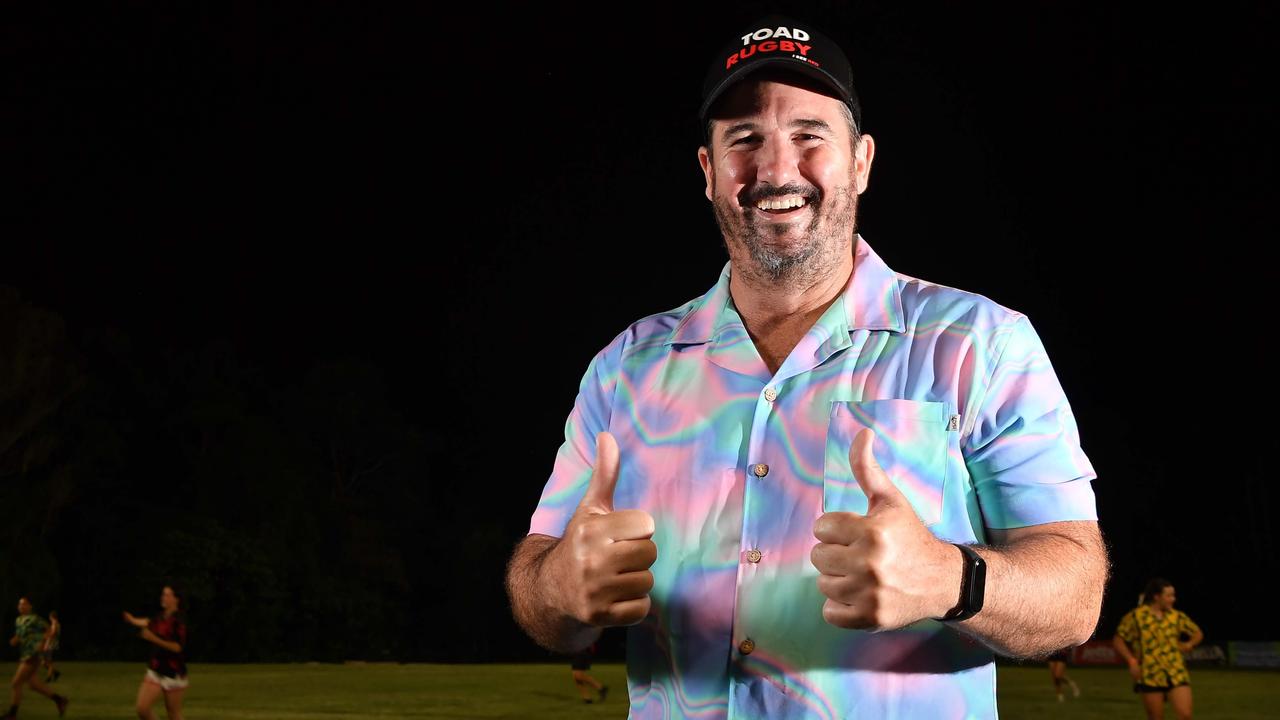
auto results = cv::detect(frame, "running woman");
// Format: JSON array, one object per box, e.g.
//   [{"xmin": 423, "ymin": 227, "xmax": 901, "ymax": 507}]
[
  {"xmin": 1046, "ymin": 647, "xmax": 1080, "ymax": 702},
  {"xmin": 2, "ymin": 597, "xmax": 68, "ymax": 719},
  {"xmin": 124, "ymin": 586, "xmax": 189, "ymax": 720},
  {"xmin": 570, "ymin": 642, "xmax": 608, "ymax": 704}
]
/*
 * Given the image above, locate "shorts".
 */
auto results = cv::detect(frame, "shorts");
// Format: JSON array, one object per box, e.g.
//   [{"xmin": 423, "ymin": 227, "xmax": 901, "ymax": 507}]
[
  {"xmin": 145, "ymin": 669, "xmax": 190, "ymax": 691},
  {"xmin": 1134, "ymin": 681, "xmax": 1189, "ymax": 694}
]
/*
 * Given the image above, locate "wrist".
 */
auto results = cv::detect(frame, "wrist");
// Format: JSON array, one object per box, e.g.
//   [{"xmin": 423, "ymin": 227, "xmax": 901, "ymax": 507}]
[
  {"xmin": 933, "ymin": 543, "xmax": 966, "ymax": 619},
  {"xmin": 936, "ymin": 543, "xmax": 986, "ymax": 622}
]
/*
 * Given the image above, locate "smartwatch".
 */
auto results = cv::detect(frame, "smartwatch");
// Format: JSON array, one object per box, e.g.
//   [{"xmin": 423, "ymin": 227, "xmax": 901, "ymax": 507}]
[{"xmin": 938, "ymin": 543, "xmax": 986, "ymax": 622}]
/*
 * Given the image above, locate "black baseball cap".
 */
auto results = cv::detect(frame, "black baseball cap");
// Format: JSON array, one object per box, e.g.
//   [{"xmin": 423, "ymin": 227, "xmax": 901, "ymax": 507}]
[{"xmin": 699, "ymin": 15, "xmax": 861, "ymax": 133}]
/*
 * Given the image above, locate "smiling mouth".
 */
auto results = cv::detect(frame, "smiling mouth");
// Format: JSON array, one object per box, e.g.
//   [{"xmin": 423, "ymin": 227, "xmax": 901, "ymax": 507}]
[{"xmin": 751, "ymin": 193, "xmax": 810, "ymax": 217}]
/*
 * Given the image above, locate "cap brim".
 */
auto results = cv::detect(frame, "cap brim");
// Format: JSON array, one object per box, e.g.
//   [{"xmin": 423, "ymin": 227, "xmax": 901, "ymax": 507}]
[{"xmin": 699, "ymin": 58, "xmax": 851, "ymax": 122}]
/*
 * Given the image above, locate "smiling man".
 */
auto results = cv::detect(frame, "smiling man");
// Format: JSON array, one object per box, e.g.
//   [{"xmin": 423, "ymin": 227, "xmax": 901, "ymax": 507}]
[{"xmin": 506, "ymin": 15, "xmax": 1108, "ymax": 719}]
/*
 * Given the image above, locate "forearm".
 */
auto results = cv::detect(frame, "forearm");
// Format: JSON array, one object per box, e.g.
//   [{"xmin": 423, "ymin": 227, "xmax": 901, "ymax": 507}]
[
  {"xmin": 144, "ymin": 635, "xmax": 181, "ymax": 653},
  {"xmin": 1183, "ymin": 630, "xmax": 1204, "ymax": 652},
  {"xmin": 505, "ymin": 534, "xmax": 602, "ymax": 653},
  {"xmin": 1113, "ymin": 635, "xmax": 1138, "ymax": 664},
  {"xmin": 949, "ymin": 521, "xmax": 1107, "ymax": 658}
]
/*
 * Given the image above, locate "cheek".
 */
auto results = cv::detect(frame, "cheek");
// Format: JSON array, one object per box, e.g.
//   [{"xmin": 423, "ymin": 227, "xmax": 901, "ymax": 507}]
[
  {"xmin": 719, "ymin": 155, "xmax": 750, "ymax": 184},
  {"xmin": 804, "ymin": 150, "xmax": 852, "ymax": 187}
]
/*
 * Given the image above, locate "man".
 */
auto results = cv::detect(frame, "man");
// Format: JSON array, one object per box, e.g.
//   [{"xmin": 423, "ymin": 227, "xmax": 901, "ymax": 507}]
[
  {"xmin": 506, "ymin": 15, "xmax": 1107, "ymax": 718},
  {"xmin": 4, "ymin": 598, "xmax": 68, "ymax": 719},
  {"xmin": 1114, "ymin": 579, "xmax": 1202, "ymax": 720}
]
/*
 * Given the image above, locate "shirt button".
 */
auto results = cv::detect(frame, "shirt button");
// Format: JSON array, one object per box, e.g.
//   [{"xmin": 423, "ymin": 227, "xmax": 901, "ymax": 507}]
[
  {"xmin": 739, "ymin": 638, "xmax": 755, "ymax": 655},
  {"xmin": 752, "ymin": 463, "xmax": 769, "ymax": 478},
  {"xmin": 763, "ymin": 387, "xmax": 778, "ymax": 402},
  {"xmin": 746, "ymin": 549, "xmax": 762, "ymax": 563}
]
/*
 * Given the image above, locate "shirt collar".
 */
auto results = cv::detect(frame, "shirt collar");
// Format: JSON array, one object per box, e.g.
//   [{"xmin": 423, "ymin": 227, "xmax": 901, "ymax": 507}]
[{"xmin": 665, "ymin": 234, "xmax": 905, "ymax": 349}]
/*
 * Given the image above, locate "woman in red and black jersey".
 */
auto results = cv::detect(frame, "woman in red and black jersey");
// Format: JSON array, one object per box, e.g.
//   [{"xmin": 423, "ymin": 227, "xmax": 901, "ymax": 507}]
[{"xmin": 123, "ymin": 586, "xmax": 188, "ymax": 720}]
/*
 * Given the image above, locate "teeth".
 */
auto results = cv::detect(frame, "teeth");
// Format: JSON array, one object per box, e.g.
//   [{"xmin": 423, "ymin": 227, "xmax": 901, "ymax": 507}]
[{"xmin": 755, "ymin": 195, "xmax": 807, "ymax": 211}]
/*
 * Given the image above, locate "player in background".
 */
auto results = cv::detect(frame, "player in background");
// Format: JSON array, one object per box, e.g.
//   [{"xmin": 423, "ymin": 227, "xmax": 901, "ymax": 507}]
[
  {"xmin": 124, "ymin": 585, "xmax": 189, "ymax": 720},
  {"xmin": 569, "ymin": 642, "xmax": 608, "ymax": 704},
  {"xmin": 39, "ymin": 612, "xmax": 60, "ymax": 684},
  {"xmin": 2, "ymin": 597, "xmax": 68, "ymax": 719},
  {"xmin": 1114, "ymin": 578, "xmax": 1202, "ymax": 720},
  {"xmin": 1046, "ymin": 646, "xmax": 1080, "ymax": 702}
]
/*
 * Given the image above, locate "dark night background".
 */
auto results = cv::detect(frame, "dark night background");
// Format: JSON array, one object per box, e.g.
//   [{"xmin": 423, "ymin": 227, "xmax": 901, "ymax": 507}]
[{"xmin": 3, "ymin": 2, "xmax": 1275, "ymax": 665}]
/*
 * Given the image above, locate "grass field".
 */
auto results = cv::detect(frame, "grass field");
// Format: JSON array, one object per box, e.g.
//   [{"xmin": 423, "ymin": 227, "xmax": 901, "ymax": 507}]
[{"xmin": 8, "ymin": 662, "xmax": 1275, "ymax": 719}]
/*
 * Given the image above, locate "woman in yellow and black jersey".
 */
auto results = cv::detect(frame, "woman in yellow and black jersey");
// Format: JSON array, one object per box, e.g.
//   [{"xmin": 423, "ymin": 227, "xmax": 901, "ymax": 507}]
[{"xmin": 1113, "ymin": 578, "xmax": 1203, "ymax": 720}]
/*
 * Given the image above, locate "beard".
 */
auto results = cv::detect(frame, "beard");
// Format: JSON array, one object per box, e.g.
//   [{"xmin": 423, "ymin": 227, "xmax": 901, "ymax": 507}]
[{"xmin": 711, "ymin": 179, "xmax": 859, "ymax": 290}]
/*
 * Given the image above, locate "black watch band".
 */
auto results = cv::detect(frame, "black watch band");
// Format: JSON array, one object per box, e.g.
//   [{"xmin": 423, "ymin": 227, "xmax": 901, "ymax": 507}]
[{"xmin": 938, "ymin": 543, "xmax": 986, "ymax": 622}]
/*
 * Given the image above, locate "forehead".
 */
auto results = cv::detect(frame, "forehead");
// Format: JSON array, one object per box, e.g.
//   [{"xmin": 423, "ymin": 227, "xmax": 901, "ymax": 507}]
[{"xmin": 712, "ymin": 72, "xmax": 848, "ymax": 132}]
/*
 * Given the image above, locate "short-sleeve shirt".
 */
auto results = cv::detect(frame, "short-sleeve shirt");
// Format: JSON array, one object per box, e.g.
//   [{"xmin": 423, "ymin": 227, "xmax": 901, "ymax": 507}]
[
  {"xmin": 527, "ymin": 236, "xmax": 1098, "ymax": 719},
  {"xmin": 147, "ymin": 614, "xmax": 188, "ymax": 678},
  {"xmin": 1116, "ymin": 606, "xmax": 1201, "ymax": 687},
  {"xmin": 13, "ymin": 614, "xmax": 48, "ymax": 661}
]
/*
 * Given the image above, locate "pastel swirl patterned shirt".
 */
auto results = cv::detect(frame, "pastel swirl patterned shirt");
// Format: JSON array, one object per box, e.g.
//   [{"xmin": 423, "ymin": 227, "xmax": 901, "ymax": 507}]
[
  {"xmin": 527, "ymin": 236, "xmax": 1098, "ymax": 719},
  {"xmin": 1116, "ymin": 606, "xmax": 1201, "ymax": 687}
]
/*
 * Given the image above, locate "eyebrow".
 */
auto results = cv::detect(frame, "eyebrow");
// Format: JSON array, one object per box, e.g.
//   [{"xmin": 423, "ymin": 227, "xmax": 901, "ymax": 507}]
[{"xmin": 721, "ymin": 118, "xmax": 834, "ymax": 138}]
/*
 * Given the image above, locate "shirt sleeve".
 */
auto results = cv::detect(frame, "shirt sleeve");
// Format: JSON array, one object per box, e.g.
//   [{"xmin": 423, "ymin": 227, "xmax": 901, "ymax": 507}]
[
  {"xmin": 1179, "ymin": 613, "xmax": 1201, "ymax": 638},
  {"xmin": 963, "ymin": 314, "xmax": 1098, "ymax": 529},
  {"xmin": 1116, "ymin": 610, "xmax": 1137, "ymax": 645},
  {"xmin": 527, "ymin": 332, "xmax": 626, "ymax": 538}
]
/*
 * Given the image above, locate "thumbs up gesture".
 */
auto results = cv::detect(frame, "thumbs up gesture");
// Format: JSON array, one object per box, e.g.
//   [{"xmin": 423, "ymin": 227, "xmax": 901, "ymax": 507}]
[
  {"xmin": 543, "ymin": 431, "xmax": 658, "ymax": 628},
  {"xmin": 811, "ymin": 428, "xmax": 961, "ymax": 630}
]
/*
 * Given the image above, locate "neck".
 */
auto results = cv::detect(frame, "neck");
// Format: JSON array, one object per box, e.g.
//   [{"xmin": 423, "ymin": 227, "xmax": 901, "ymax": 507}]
[{"xmin": 729, "ymin": 252, "xmax": 854, "ymax": 337}]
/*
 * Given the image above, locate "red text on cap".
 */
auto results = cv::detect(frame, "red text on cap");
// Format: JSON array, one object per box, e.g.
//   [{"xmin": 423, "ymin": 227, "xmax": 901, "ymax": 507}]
[{"xmin": 725, "ymin": 40, "xmax": 813, "ymax": 70}]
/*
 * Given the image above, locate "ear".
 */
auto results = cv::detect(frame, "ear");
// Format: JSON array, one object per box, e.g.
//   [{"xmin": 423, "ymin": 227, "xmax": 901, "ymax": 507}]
[
  {"xmin": 853, "ymin": 133, "xmax": 876, "ymax": 195},
  {"xmin": 698, "ymin": 144, "xmax": 715, "ymax": 202}
]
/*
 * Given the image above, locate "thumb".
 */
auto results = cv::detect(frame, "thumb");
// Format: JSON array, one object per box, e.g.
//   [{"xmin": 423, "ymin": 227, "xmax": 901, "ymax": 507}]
[
  {"xmin": 850, "ymin": 428, "xmax": 903, "ymax": 511},
  {"xmin": 579, "ymin": 431, "xmax": 620, "ymax": 514}
]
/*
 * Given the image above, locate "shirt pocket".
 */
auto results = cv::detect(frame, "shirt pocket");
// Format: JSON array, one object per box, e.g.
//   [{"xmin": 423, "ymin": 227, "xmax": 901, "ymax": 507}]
[{"xmin": 823, "ymin": 399, "xmax": 949, "ymax": 527}]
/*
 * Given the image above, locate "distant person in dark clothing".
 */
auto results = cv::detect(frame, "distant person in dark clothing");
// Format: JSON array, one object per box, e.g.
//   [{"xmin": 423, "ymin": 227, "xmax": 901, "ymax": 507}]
[
  {"xmin": 571, "ymin": 642, "xmax": 608, "ymax": 704},
  {"xmin": 124, "ymin": 586, "xmax": 188, "ymax": 720},
  {"xmin": 2, "ymin": 596, "xmax": 68, "ymax": 719},
  {"xmin": 1046, "ymin": 646, "xmax": 1080, "ymax": 702},
  {"xmin": 40, "ymin": 611, "xmax": 60, "ymax": 684}
]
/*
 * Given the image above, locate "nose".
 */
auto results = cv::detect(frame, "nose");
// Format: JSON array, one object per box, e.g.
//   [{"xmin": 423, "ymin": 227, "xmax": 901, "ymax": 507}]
[{"xmin": 755, "ymin": 132, "xmax": 801, "ymax": 187}]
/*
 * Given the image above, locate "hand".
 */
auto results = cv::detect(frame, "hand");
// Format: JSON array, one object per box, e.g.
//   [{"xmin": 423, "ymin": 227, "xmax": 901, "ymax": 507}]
[
  {"xmin": 1178, "ymin": 642, "xmax": 1193, "ymax": 654},
  {"xmin": 1128, "ymin": 657, "xmax": 1142, "ymax": 682},
  {"xmin": 542, "ymin": 431, "xmax": 657, "ymax": 628},
  {"xmin": 811, "ymin": 428, "xmax": 960, "ymax": 630},
  {"xmin": 7, "ymin": 636, "xmax": 15, "ymax": 647},
  {"xmin": 123, "ymin": 611, "xmax": 138, "ymax": 625},
  {"xmin": 140, "ymin": 628, "xmax": 157, "ymax": 642}
]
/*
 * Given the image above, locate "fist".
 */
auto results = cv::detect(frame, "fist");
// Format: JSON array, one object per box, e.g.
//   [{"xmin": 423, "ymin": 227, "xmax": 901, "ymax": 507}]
[
  {"xmin": 545, "ymin": 431, "xmax": 658, "ymax": 627},
  {"xmin": 810, "ymin": 428, "xmax": 959, "ymax": 630}
]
